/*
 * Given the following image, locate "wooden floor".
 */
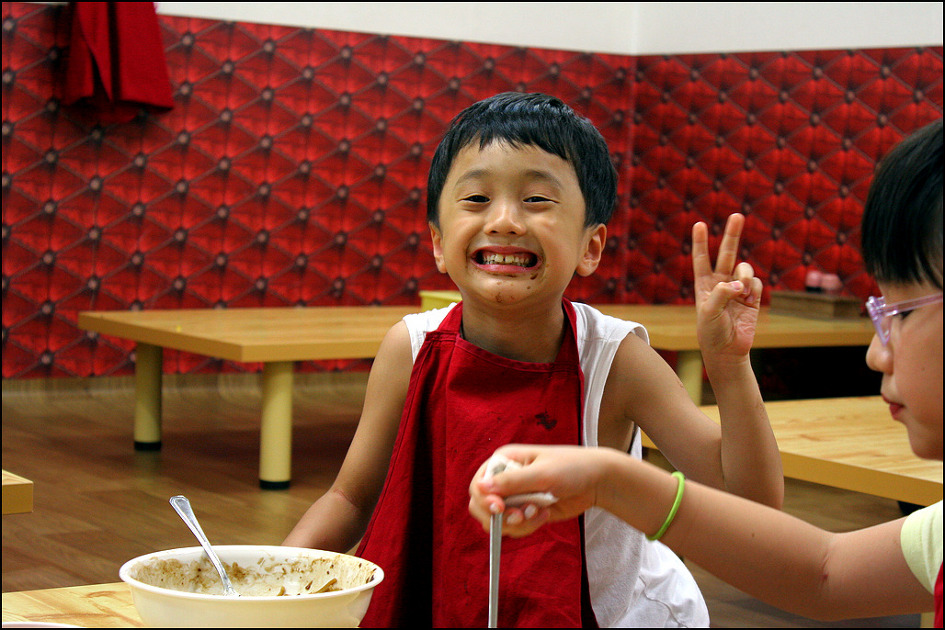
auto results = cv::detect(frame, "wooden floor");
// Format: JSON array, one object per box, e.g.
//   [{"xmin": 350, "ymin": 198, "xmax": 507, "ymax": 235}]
[{"xmin": 2, "ymin": 373, "xmax": 921, "ymax": 627}]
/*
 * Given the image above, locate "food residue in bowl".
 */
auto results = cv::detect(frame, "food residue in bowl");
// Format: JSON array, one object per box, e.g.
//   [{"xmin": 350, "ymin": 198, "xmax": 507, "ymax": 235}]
[{"xmin": 131, "ymin": 554, "xmax": 375, "ymax": 597}]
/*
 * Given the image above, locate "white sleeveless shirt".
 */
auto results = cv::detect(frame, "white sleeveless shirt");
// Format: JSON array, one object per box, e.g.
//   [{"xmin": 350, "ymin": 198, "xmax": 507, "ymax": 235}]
[{"xmin": 403, "ymin": 301, "xmax": 710, "ymax": 627}]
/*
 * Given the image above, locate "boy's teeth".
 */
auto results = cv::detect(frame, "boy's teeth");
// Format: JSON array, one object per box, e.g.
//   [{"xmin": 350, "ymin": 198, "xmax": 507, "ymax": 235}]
[{"xmin": 482, "ymin": 253, "xmax": 533, "ymax": 266}]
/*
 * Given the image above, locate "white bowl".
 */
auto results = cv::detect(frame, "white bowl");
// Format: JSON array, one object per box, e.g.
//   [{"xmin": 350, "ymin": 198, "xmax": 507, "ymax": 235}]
[{"xmin": 119, "ymin": 545, "xmax": 383, "ymax": 628}]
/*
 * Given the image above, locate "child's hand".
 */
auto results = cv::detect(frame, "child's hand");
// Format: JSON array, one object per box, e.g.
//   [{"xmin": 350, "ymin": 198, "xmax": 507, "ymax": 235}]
[
  {"xmin": 468, "ymin": 445, "xmax": 600, "ymax": 538},
  {"xmin": 691, "ymin": 213, "xmax": 762, "ymax": 361}
]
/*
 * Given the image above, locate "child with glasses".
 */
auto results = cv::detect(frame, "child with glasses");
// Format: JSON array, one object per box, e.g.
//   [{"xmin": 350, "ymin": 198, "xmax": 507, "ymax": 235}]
[{"xmin": 471, "ymin": 118, "xmax": 943, "ymax": 624}]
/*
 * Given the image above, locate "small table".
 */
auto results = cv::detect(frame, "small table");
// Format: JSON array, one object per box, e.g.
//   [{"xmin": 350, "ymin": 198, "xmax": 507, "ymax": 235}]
[
  {"xmin": 1, "ymin": 582, "xmax": 143, "ymax": 627},
  {"xmin": 79, "ymin": 306, "xmax": 416, "ymax": 488},
  {"xmin": 78, "ymin": 304, "xmax": 875, "ymax": 488},
  {"xmin": 2, "ymin": 469, "xmax": 34, "ymax": 515},
  {"xmin": 595, "ymin": 304, "xmax": 875, "ymax": 402}
]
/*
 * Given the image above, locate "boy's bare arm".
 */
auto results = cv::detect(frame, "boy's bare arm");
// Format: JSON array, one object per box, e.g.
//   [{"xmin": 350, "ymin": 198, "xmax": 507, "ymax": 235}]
[
  {"xmin": 690, "ymin": 215, "xmax": 782, "ymax": 507},
  {"xmin": 702, "ymin": 343, "xmax": 782, "ymax": 507},
  {"xmin": 603, "ymin": 324, "xmax": 780, "ymax": 507},
  {"xmin": 603, "ymin": 214, "xmax": 782, "ymax": 508},
  {"xmin": 601, "ymin": 334, "xmax": 725, "ymax": 487},
  {"xmin": 282, "ymin": 321, "xmax": 413, "ymax": 551}
]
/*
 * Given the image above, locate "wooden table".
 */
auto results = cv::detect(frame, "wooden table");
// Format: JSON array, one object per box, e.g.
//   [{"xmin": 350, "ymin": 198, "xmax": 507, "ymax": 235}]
[
  {"xmin": 78, "ymin": 303, "xmax": 875, "ymax": 488},
  {"xmin": 644, "ymin": 396, "xmax": 943, "ymax": 506},
  {"xmin": 2, "ymin": 469, "xmax": 34, "ymax": 515},
  {"xmin": 595, "ymin": 304, "xmax": 875, "ymax": 403},
  {"xmin": 1, "ymin": 582, "xmax": 143, "ymax": 627},
  {"xmin": 79, "ymin": 306, "xmax": 416, "ymax": 489}
]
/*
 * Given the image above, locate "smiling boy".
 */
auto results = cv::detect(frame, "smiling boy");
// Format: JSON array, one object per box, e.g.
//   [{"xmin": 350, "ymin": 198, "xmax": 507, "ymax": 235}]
[
  {"xmin": 284, "ymin": 92, "xmax": 783, "ymax": 627},
  {"xmin": 431, "ymin": 141, "xmax": 603, "ymax": 361}
]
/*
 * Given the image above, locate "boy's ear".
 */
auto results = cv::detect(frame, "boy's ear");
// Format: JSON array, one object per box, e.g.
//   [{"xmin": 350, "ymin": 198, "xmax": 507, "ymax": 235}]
[
  {"xmin": 429, "ymin": 223, "xmax": 448, "ymax": 273},
  {"xmin": 576, "ymin": 224, "xmax": 606, "ymax": 277}
]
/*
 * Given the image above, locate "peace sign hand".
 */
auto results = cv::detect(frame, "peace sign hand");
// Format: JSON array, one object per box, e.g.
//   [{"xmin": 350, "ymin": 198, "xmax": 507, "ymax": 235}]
[{"xmin": 691, "ymin": 213, "xmax": 762, "ymax": 361}]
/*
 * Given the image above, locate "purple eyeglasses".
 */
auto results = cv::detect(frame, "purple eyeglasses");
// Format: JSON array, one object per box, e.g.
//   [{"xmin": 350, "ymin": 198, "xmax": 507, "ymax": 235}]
[{"xmin": 865, "ymin": 293, "xmax": 944, "ymax": 345}]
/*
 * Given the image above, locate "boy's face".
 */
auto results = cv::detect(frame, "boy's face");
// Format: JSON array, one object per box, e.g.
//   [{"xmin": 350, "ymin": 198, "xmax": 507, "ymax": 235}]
[
  {"xmin": 429, "ymin": 141, "xmax": 605, "ymax": 309},
  {"xmin": 866, "ymin": 280, "xmax": 943, "ymax": 460}
]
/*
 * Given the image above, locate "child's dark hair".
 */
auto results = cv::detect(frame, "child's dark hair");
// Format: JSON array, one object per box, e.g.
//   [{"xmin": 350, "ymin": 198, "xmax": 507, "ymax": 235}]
[
  {"xmin": 426, "ymin": 92, "xmax": 618, "ymax": 228},
  {"xmin": 861, "ymin": 118, "xmax": 943, "ymax": 290}
]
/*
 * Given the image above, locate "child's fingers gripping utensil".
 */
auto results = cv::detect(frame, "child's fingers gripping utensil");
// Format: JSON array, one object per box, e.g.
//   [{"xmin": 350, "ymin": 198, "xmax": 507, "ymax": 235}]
[{"xmin": 482, "ymin": 454, "xmax": 558, "ymax": 628}]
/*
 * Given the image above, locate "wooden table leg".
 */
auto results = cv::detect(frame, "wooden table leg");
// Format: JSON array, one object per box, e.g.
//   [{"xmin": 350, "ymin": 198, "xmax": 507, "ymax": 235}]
[
  {"xmin": 676, "ymin": 349, "xmax": 704, "ymax": 404},
  {"xmin": 3, "ymin": 470, "xmax": 34, "ymax": 515},
  {"xmin": 259, "ymin": 361, "xmax": 294, "ymax": 489},
  {"xmin": 133, "ymin": 343, "xmax": 163, "ymax": 450}
]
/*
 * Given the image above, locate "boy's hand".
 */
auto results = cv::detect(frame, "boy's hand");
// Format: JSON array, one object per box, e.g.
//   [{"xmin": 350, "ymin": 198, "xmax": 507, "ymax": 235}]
[
  {"xmin": 691, "ymin": 213, "xmax": 762, "ymax": 360},
  {"xmin": 469, "ymin": 445, "xmax": 600, "ymax": 538}
]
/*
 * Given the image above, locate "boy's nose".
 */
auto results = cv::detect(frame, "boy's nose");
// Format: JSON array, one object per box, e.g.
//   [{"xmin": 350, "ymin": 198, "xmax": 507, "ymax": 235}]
[
  {"xmin": 865, "ymin": 333, "xmax": 893, "ymax": 375},
  {"xmin": 484, "ymin": 200, "xmax": 526, "ymax": 235}
]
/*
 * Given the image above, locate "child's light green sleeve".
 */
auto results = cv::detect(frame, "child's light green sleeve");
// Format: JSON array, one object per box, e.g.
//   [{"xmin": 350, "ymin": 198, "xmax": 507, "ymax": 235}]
[{"xmin": 900, "ymin": 500, "xmax": 943, "ymax": 593}]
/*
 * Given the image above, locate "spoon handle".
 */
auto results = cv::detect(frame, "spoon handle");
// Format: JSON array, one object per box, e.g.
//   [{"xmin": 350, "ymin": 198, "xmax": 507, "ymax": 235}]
[{"xmin": 169, "ymin": 495, "xmax": 239, "ymax": 596}]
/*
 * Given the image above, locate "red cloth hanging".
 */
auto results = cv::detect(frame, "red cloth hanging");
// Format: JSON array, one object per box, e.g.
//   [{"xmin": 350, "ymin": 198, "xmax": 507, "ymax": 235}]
[{"xmin": 64, "ymin": 2, "xmax": 175, "ymax": 124}]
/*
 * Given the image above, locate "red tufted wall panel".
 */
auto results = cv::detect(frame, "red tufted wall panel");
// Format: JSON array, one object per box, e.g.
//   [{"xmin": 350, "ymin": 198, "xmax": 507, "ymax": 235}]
[{"xmin": 2, "ymin": 2, "xmax": 942, "ymax": 379}]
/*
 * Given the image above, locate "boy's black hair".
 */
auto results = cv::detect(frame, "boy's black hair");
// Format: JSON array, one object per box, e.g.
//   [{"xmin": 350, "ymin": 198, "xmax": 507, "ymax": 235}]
[
  {"xmin": 861, "ymin": 118, "xmax": 943, "ymax": 290},
  {"xmin": 426, "ymin": 92, "xmax": 618, "ymax": 228}
]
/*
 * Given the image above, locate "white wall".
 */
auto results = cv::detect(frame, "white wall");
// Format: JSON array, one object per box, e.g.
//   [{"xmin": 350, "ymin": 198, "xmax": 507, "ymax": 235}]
[
  {"xmin": 154, "ymin": 2, "xmax": 943, "ymax": 55},
  {"xmin": 631, "ymin": 2, "xmax": 943, "ymax": 55}
]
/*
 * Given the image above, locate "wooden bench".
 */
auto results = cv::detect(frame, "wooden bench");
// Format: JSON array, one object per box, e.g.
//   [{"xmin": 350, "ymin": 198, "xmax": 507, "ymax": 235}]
[{"xmin": 643, "ymin": 396, "xmax": 943, "ymax": 506}]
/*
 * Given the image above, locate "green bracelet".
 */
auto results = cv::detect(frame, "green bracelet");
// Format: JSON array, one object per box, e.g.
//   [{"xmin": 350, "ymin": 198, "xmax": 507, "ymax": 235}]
[{"xmin": 647, "ymin": 471, "xmax": 685, "ymax": 541}]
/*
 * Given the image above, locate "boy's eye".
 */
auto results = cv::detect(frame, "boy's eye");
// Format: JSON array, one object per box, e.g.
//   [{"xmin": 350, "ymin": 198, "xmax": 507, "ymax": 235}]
[
  {"xmin": 462, "ymin": 194, "xmax": 489, "ymax": 203},
  {"xmin": 524, "ymin": 195, "xmax": 553, "ymax": 203}
]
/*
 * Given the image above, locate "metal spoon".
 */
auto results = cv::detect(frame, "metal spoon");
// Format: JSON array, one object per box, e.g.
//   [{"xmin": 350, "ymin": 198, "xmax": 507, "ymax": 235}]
[
  {"xmin": 482, "ymin": 455, "xmax": 559, "ymax": 628},
  {"xmin": 169, "ymin": 495, "xmax": 240, "ymax": 597},
  {"xmin": 483, "ymin": 455, "xmax": 512, "ymax": 629}
]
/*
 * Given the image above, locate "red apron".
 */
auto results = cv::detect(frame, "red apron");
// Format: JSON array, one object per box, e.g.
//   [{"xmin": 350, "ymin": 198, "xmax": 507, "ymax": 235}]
[
  {"xmin": 357, "ymin": 300, "xmax": 597, "ymax": 627},
  {"xmin": 934, "ymin": 562, "xmax": 942, "ymax": 628}
]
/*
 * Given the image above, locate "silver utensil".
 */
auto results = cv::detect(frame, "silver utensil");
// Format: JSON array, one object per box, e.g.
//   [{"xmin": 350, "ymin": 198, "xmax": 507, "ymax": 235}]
[
  {"xmin": 169, "ymin": 495, "xmax": 240, "ymax": 597},
  {"xmin": 483, "ymin": 455, "xmax": 514, "ymax": 629},
  {"xmin": 483, "ymin": 454, "xmax": 560, "ymax": 628},
  {"xmin": 488, "ymin": 511, "xmax": 501, "ymax": 628}
]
